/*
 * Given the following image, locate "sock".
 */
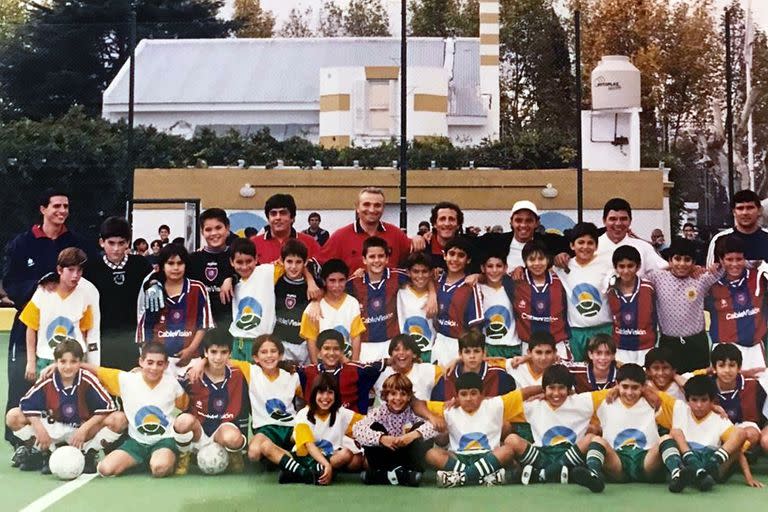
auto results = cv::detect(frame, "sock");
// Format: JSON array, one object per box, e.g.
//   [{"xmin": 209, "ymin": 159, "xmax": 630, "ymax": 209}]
[
  {"xmin": 660, "ymin": 438, "xmax": 683, "ymax": 477},
  {"xmin": 681, "ymin": 450, "xmax": 702, "ymax": 471},
  {"xmin": 442, "ymin": 456, "xmax": 466, "ymax": 473},
  {"xmin": 585, "ymin": 442, "xmax": 605, "ymax": 474},
  {"xmin": 279, "ymin": 454, "xmax": 309, "ymax": 477},
  {"xmin": 13, "ymin": 425, "xmax": 34, "ymax": 442},
  {"xmin": 173, "ymin": 430, "xmax": 194, "ymax": 453},
  {"xmin": 519, "ymin": 444, "xmax": 541, "ymax": 467},
  {"xmin": 563, "ymin": 444, "xmax": 586, "ymax": 468},
  {"xmin": 464, "ymin": 452, "xmax": 502, "ymax": 480},
  {"xmin": 705, "ymin": 448, "xmax": 729, "ymax": 474}
]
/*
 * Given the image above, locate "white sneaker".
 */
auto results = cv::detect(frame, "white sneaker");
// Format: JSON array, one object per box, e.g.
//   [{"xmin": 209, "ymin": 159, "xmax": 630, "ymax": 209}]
[
  {"xmin": 560, "ymin": 465, "xmax": 570, "ymax": 484},
  {"xmin": 437, "ymin": 470, "xmax": 466, "ymax": 488},
  {"xmin": 482, "ymin": 469, "xmax": 506, "ymax": 487},
  {"xmin": 521, "ymin": 465, "xmax": 535, "ymax": 485}
]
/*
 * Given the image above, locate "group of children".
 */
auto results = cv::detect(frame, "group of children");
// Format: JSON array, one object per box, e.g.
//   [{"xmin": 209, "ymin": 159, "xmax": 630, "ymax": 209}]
[{"xmin": 4, "ymin": 205, "xmax": 768, "ymax": 494}]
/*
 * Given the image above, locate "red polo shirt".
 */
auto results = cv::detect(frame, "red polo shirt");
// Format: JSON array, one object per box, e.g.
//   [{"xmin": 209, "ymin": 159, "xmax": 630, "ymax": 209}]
[
  {"xmin": 250, "ymin": 227, "xmax": 321, "ymax": 264},
  {"xmin": 317, "ymin": 220, "xmax": 411, "ymax": 273}
]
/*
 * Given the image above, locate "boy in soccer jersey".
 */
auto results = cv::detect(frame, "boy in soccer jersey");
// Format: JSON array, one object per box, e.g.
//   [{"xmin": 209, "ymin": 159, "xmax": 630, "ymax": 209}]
[
  {"xmin": 374, "ymin": 334, "xmax": 442, "ymax": 401},
  {"xmin": 607, "ymin": 245, "xmax": 658, "ymax": 365},
  {"xmin": 173, "ymin": 327, "xmax": 250, "ymax": 475},
  {"xmin": 432, "ymin": 237, "xmax": 484, "ymax": 366},
  {"xmin": 21, "ymin": 247, "xmax": 99, "ymax": 380},
  {"xmin": 274, "ymin": 239, "xmax": 312, "ymax": 364},
  {"xmin": 644, "ymin": 348, "xmax": 685, "ymax": 400},
  {"xmin": 479, "ymin": 251, "xmax": 521, "ymax": 358},
  {"xmin": 300, "ymin": 259, "xmax": 365, "ymax": 363},
  {"xmin": 431, "ymin": 329, "xmax": 515, "ymax": 400},
  {"xmin": 7, "ymin": 340, "xmax": 124, "ymax": 473},
  {"xmin": 346, "ymin": 237, "xmax": 411, "ymax": 362},
  {"xmin": 513, "ymin": 240, "xmax": 570, "ymax": 359},
  {"xmin": 569, "ymin": 334, "xmax": 618, "ymax": 393},
  {"xmin": 422, "ymin": 372, "xmax": 537, "ymax": 487},
  {"xmin": 706, "ymin": 235, "xmax": 767, "ymax": 370},
  {"xmin": 554, "ymin": 223, "xmax": 613, "ymax": 362},
  {"xmin": 504, "ymin": 330, "xmax": 558, "ymax": 388},
  {"xmin": 298, "ymin": 329, "xmax": 385, "ymax": 414},
  {"xmin": 397, "ymin": 252, "xmax": 437, "ymax": 363},
  {"xmin": 94, "ymin": 343, "xmax": 189, "ymax": 478},
  {"xmin": 84, "ymin": 217, "xmax": 152, "ymax": 371},
  {"xmin": 669, "ymin": 375, "xmax": 760, "ymax": 490}
]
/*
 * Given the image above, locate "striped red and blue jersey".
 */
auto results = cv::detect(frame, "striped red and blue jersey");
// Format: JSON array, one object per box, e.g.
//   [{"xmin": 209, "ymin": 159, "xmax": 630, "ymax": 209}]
[
  {"xmin": 19, "ymin": 369, "xmax": 115, "ymax": 426},
  {"xmin": 706, "ymin": 270, "xmax": 767, "ymax": 347},
  {"xmin": 430, "ymin": 362, "xmax": 516, "ymax": 401},
  {"xmin": 299, "ymin": 361, "xmax": 385, "ymax": 414},
  {"xmin": 568, "ymin": 362, "xmax": 618, "ymax": 393},
  {"xmin": 435, "ymin": 274, "xmax": 484, "ymax": 338},
  {"xmin": 180, "ymin": 365, "xmax": 250, "ymax": 437},
  {"xmin": 137, "ymin": 278, "xmax": 214, "ymax": 356},
  {"xmin": 607, "ymin": 278, "xmax": 658, "ymax": 351},
  {"xmin": 347, "ymin": 268, "xmax": 409, "ymax": 343},
  {"xmin": 712, "ymin": 374, "xmax": 766, "ymax": 425},
  {"xmin": 512, "ymin": 270, "xmax": 569, "ymax": 344}
]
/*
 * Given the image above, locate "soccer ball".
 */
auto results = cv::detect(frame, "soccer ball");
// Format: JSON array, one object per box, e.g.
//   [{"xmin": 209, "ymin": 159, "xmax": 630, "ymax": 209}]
[
  {"xmin": 196, "ymin": 443, "xmax": 229, "ymax": 475},
  {"xmin": 49, "ymin": 446, "xmax": 85, "ymax": 480}
]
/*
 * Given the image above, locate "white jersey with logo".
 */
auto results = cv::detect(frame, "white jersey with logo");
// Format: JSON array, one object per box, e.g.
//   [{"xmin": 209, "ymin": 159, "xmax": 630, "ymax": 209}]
[
  {"xmin": 374, "ymin": 363, "xmax": 441, "ymax": 401},
  {"xmin": 230, "ymin": 264, "xmax": 277, "ymax": 339},
  {"xmin": 506, "ymin": 362, "xmax": 542, "ymax": 388},
  {"xmin": 523, "ymin": 393, "xmax": 596, "ymax": 447},
  {"xmin": 118, "ymin": 371, "xmax": 184, "ymax": 445},
  {"xmin": 658, "ymin": 382, "xmax": 685, "ymax": 401},
  {"xmin": 292, "ymin": 406, "xmax": 355, "ymax": 456},
  {"xmin": 445, "ymin": 396, "xmax": 505, "ymax": 453},
  {"xmin": 397, "ymin": 286, "xmax": 436, "ymax": 353},
  {"xmin": 480, "ymin": 284, "xmax": 520, "ymax": 346},
  {"xmin": 672, "ymin": 400, "xmax": 734, "ymax": 450},
  {"xmin": 597, "ymin": 399, "xmax": 661, "ymax": 450},
  {"xmin": 554, "ymin": 259, "xmax": 612, "ymax": 328},
  {"xmin": 247, "ymin": 364, "xmax": 300, "ymax": 428},
  {"xmin": 595, "ymin": 233, "xmax": 668, "ymax": 278}
]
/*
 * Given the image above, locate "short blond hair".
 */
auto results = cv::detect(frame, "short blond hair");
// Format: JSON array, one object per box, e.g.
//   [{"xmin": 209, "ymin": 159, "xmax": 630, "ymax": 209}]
[
  {"xmin": 358, "ymin": 187, "xmax": 385, "ymax": 201},
  {"xmin": 380, "ymin": 373, "xmax": 414, "ymax": 401}
]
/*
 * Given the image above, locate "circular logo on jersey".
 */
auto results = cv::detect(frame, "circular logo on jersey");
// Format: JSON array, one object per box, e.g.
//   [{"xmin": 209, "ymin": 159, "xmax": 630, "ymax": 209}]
[
  {"xmin": 685, "ymin": 288, "xmax": 698, "ymax": 301},
  {"xmin": 46, "ymin": 317, "xmax": 76, "ymax": 349},
  {"xmin": 735, "ymin": 292, "xmax": 747, "ymax": 305},
  {"xmin": 212, "ymin": 398, "xmax": 226, "ymax": 413},
  {"xmin": 236, "ymin": 297, "xmax": 263, "ymax": 331},
  {"xmin": 332, "ymin": 325, "xmax": 352, "ymax": 358},
  {"xmin": 171, "ymin": 310, "xmax": 183, "ymax": 322},
  {"xmin": 484, "ymin": 305, "xmax": 512, "ymax": 340},
  {"xmin": 403, "ymin": 316, "xmax": 433, "ymax": 351},
  {"xmin": 535, "ymin": 301, "xmax": 546, "ymax": 312},
  {"xmin": 315, "ymin": 439, "xmax": 334, "ymax": 457},
  {"xmin": 135, "ymin": 405, "xmax": 170, "ymax": 436},
  {"xmin": 541, "ymin": 426, "xmax": 577, "ymax": 446},
  {"xmin": 285, "ymin": 294, "xmax": 297, "ymax": 310},
  {"xmin": 371, "ymin": 298, "xmax": 383, "ymax": 311},
  {"xmin": 622, "ymin": 311, "xmax": 634, "ymax": 325},
  {"xmin": 458, "ymin": 432, "xmax": 491, "ymax": 452},
  {"xmin": 60, "ymin": 403, "xmax": 76, "ymax": 421},
  {"xmin": 572, "ymin": 283, "xmax": 603, "ymax": 318},
  {"xmin": 613, "ymin": 428, "xmax": 648, "ymax": 450},
  {"xmin": 265, "ymin": 398, "xmax": 293, "ymax": 423}
]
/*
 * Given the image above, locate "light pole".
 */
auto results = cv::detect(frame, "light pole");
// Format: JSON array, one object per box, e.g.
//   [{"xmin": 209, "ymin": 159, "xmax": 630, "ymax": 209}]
[{"xmin": 399, "ymin": 0, "xmax": 407, "ymax": 231}]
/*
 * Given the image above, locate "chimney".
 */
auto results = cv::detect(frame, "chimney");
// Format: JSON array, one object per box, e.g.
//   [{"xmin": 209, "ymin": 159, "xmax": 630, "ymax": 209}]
[{"xmin": 479, "ymin": 0, "xmax": 500, "ymax": 140}]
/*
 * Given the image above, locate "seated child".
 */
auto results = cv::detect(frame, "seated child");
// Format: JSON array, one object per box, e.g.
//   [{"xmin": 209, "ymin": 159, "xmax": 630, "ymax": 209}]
[
  {"xmin": 355, "ymin": 373, "xmax": 439, "ymax": 486},
  {"xmin": 7, "ymin": 339, "xmax": 124, "ymax": 473},
  {"xmin": 374, "ymin": 334, "xmax": 442, "ymax": 401}
]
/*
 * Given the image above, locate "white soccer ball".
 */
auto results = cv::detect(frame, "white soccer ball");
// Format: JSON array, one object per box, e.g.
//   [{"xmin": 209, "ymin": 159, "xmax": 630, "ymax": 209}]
[
  {"xmin": 196, "ymin": 442, "xmax": 229, "ymax": 475},
  {"xmin": 49, "ymin": 446, "xmax": 85, "ymax": 480}
]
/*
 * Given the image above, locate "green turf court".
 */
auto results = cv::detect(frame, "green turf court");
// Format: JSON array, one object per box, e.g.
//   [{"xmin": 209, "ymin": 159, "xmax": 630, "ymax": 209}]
[{"xmin": 0, "ymin": 332, "xmax": 766, "ymax": 511}]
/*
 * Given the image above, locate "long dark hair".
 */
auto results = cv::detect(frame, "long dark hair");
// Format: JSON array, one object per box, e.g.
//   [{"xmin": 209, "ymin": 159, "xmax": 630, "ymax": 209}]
[{"xmin": 307, "ymin": 373, "xmax": 341, "ymax": 427}]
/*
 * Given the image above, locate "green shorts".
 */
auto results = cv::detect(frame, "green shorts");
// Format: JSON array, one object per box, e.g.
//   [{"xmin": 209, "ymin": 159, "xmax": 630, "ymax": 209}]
[
  {"xmin": 538, "ymin": 443, "xmax": 571, "ymax": 467},
  {"xmin": 485, "ymin": 345, "xmax": 522, "ymax": 358},
  {"xmin": 570, "ymin": 324, "xmax": 613, "ymax": 362},
  {"xmin": 254, "ymin": 424, "xmax": 293, "ymax": 450},
  {"xmin": 616, "ymin": 446, "xmax": 661, "ymax": 482},
  {"xmin": 419, "ymin": 350, "xmax": 432, "ymax": 364},
  {"xmin": 231, "ymin": 338, "xmax": 254, "ymax": 362},
  {"xmin": 455, "ymin": 451, "xmax": 487, "ymax": 466},
  {"xmin": 119, "ymin": 437, "xmax": 178, "ymax": 465},
  {"xmin": 512, "ymin": 423, "xmax": 534, "ymax": 444},
  {"xmin": 36, "ymin": 357, "xmax": 53, "ymax": 376}
]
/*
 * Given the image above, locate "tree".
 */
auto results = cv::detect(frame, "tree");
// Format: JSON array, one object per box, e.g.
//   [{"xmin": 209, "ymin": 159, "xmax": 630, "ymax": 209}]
[
  {"xmin": 0, "ymin": 0, "xmax": 25, "ymax": 43},
  {"xmin": 344, "ymin": 0, "xmax": 390, "ymax": 37},
  {"xmin": 233, "ymin": 0, "xmax": 275, "ymax": 38},
  {"xmin": 278, "ymin": 7, "xmax": 314, "ymax": 37},
  {"xmin": 410, "ymin": 0, "xmax": 478, "ymax": 37},
  {"xmin": 0, "ymin": 0, "xmax": 233, "ymax": 120},
  {"xmin": 319, "ymin": 1, "xmax": 344, "ymax": 37}
]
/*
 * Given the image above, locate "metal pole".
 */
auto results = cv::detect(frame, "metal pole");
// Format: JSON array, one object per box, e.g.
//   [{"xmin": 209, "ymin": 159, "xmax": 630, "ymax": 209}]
[
  {"xmin": 399, "ymin": 0, "xmax": 407, "ymax": 231},
  {"xmin": 725, "ymin": 8, "xmax": 735, "ymax": 202},
  {"xmin": 746, "ymin": 0, "xmax": 755, "ymax": 191},
  {"xmin": 127, "ymin": 7, "xmax": 137, "ymax": 224},
  {"xmin": 575, "ymin": 10, "xmax": 584, "ymax": 223}
]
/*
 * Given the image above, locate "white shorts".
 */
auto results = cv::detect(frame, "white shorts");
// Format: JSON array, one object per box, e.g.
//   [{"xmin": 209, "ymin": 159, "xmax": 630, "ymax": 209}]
[
  {"xmin": 359, "ymin": 342, "xmax": 390, "ymax": 363},
  {"xmin": 737, "ymin": 421, "xmax": 760, "ymax": 433},
  {"xmin": 342, "ymin": 435, "xmax": 363, "ymax": 455},
  {"xmin": 616, "ymin": 348, "xmax": 652, "ymax": 366},
  {"xmin": 15, "ymin": 422, "xmax": 113, "ymax": 452},
  {"xmin": 192, "ymin": 422, "xmax": 244, "ymax": 452},
  {"xmin": 520, "ymin": 341, "xmax": 571, "ymax": 361},
  {"xmin": 431, "ymin": 333, "xmax": 459, "ymax": 367},
  {"xmin": 283, "ymin": 342, "xmax": 310, "ymax": 365},
  {"xmin": 714, "ymin": 343, "xmax": 766, "ymax": 371}
]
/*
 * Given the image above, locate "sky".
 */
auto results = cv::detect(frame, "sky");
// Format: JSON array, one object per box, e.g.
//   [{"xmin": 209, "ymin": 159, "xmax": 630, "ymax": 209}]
[{"xmin": 220, "ymin": 0, "xmax": 768, "ymax": 33}]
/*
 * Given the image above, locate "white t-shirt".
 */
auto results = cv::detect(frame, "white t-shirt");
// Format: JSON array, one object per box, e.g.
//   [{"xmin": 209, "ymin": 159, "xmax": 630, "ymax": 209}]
[
  {"xmin": 554, "ymin": 258, "xmax": 612, "ymax": 328},
  {"xmin": 444, "ymin": 396, "xmax": 505, "ymax": 453},
  {"xmin": 523, "ymin": 393, "xmax": 597, "ymax": 447},
  {"xmin": 596, "ymin": 398, "xmax": 662, "ymax": 450},
  {"xmin": 397, "ymin": 286, "xmax": 436, "ymax": 353},
  {"xmin": 246, "ymin": 364, "xmax": 300, "ymax": 429},
  {"xmin": 506, "ymin": 362, "xmax": 543, "ymax": 388},
  {"xmin": 507, "ymin": 237, "xmax": 527, "ymax": 269},
  {"xmin": 480, "ymin": 284, "xmax": 521, "ymax": 346},
  {"xmin": 117, "ymin": 371, "xmax": 184, "ymax": 444},
  {"xmin": 293, "ymin": 406, "xmax": 356, "ymax": 456},
  {"xmin": 595, "ymin": 233, "xmax": 667, "ymax": 277},
  {"xmin": 672, "ymin": 400, "xmax": 735, "ymax": 450},
  {"xmin": 374, "ymin": 363, "xmax": 441, "ymax": 401},
  {"xmin": 230, "ymin": 264, "xmax": 278, "ymax": 339}
]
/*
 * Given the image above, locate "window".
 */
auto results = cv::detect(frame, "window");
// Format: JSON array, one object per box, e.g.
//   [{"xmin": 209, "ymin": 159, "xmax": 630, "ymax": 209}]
[{"xmin": 367, "ymin": 81, "xmax": 391, "ymax": 133}]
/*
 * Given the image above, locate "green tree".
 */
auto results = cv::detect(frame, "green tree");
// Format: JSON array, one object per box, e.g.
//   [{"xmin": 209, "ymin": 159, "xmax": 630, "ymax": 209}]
[
  {"xmin": 344, "ymin": 0, "xmax": 390, "ymax": 37},
  {"xmin": 409, "ymin": 0, "xmax": 478, "ymax": 37},
  {"xmin": 0, "ymin": 0, "xmax": 233, "ymax": 120},
  {"xmin": 233, "ymin": 0, "xmax": 275, "ymax": 38},
  {"xmin": 278, "ymin": 7, "xmax": 314, "ymax": 37},
  {"xmin": 0, "ymin": 0, "xmax": 25, "ymax": 42},
  {"xmin": 319, "ymin": 1, "xmax": 344, "ymax": 36}
]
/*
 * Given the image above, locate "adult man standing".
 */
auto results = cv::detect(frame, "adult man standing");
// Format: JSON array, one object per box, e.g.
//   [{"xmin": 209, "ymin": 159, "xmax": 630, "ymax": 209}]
[
  {"xmin": 424, "ymin": 201, "xmax": 465, "ymax": 271},
  {"xmin": 302, "ymin": 212, "xmax": 330, "ymax": 246},
  {"xmin": 250, "ymin": 194, "xmax": 321, "ymax": 264},
  {"xmin": 681, "ymin": 222, "xmax": 706, "ymax": 265},
  {"xmin": 2, "ymin": 189, "xmax": 96, "ymax": 447},
  {"xmin": 318, "ymin": 187, "xmax": 426, "ymax": 272},
  {"xmin": 706, "ymin": 190, "xmax": 768, "ymax": 265}
]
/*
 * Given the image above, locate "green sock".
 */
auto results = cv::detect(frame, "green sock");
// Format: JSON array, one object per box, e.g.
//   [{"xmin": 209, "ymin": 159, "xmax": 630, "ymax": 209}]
[
  {"xmin": 443, "ymin": 456, "xmax": 466, "ymax": 473},
  {"xmin": 279, "ymin": 454, "xmax": 309, "ymax": 477},
  {"xmin": 681, "ymin": 451, "xmax": 702, "ymax": 471},
  {"xmin": 563, "ymin": 444, "xmax": 585, "ymax": 468},
  {"xmin": 465, "ymin": 452, "xmax": 502, "ymax": 480},
  {"xmin": 705, "ymin": 448, "xmax": 729, "ymax": 474},
  {"xmin": 660, "ymin": 439, "xmax": 683, "ymax": 477},
  {"xmin": 519, "ymin": 444, "xmax": 541, "ymax": 467},
  {"xmin": 585, "ymin": 442, "xmax": 606, "ymax": 474}
]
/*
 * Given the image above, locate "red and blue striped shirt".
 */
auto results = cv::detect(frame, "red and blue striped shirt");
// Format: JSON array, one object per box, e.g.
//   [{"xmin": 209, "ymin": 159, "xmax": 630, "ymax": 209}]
[
  {"xmin": 706, "ymin": 270, "xmax": 767, "ymax": 347},
  {"xmin": 347, "ymin": 268, "xmax": 409, "ymax": 343},
  {"xmin": 180, "ymin": 365, "xmax": 250, "ymax": 437},
  {"xmin": 435, "ymin": 274, "xmax": 484, "ymax": 338},
  {"xmin": 513, "ymin": 270, "xmax": 569, "ymax": 344},
  {"xmin": 607, "ymin": 278, "xmax": 658, "ymax": 351}
]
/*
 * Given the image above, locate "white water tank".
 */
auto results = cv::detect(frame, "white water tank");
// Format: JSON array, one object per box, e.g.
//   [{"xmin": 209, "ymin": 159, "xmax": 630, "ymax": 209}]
[{"xmin": 591, "ymin": 56, "xmax": 641, "ymax": 110}]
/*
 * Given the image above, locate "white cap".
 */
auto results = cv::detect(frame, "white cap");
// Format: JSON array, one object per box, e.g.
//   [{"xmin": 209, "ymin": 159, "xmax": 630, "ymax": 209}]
[{"xmin": 510, "ymin": 200, "xmax": 538, "ymax": 217}]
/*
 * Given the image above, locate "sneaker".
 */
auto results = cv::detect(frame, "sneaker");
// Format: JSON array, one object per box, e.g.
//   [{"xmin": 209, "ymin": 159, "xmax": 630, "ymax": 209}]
[
  {"xmin": 436, "ymin": 470, "xmax": 466, "ymax": 488},
  {"xmin": 227, "ymin": 451, "xmax": 245, "ymax": 474},
  {"xmin": 82, "ymin": 450, "xmax": 98, "ymax": 474},
  {"xmin": 20, "ymin": 448, "xmax": 44, "ymax": 472},
  {"xmin": 559, "ymin": 465, "xmax": 569, "ymax": 484},
  {"xmin": 278, "ymin": 469, "xmax": 301, "ymax": 484},
  {"xmin": 520, "ymin": 465, "xmax": 537, "ymax": 485},
  {"xmin": 395, "ymin": 468, "xmax": 422, "ymax": 487},
  {"xmin": 695, "ymin": 470, "xmax": 715, "ymax": 492},
  {"xmin": 40, "ymin": 452, "xmax": 51, "ymax": 475},
  {"xmin": 570, "ymin": 467, "xmax": 605, "ymax": 493},
  {"xmin": 11, "ymin": 446, "xmax": 30, "ymax": 468},
  {"xmin": 175, "ymin": 452, "xmax": 191, "ymax": 476},
  {"xmin": 668, "ymin": 466, "xmax": 694, "ymax": 493},
  {"xmin": 481, "ymin": 469, "xmax": 506, "ymax": 487}
]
